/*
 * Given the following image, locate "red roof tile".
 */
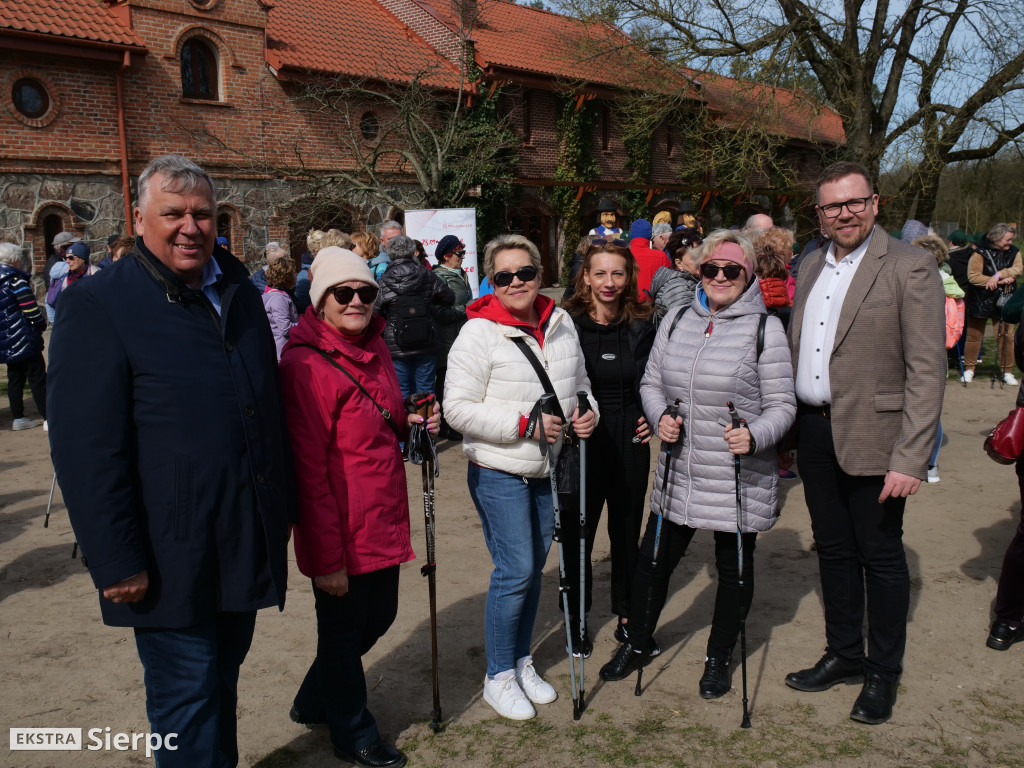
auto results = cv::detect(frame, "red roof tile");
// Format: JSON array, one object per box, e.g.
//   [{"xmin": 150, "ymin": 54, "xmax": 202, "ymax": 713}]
[
  {"xmin": 423, "ymin": 0, "xmax": 677, "ymax": 91},
  {"xmin": 692, "ymin": 70, "xmax": 845, "ymax": 146},
  {"xmin": 266, "ymin": 0, "xmax": 464, "ymax": 90},
  {"xmin": 0, "ymin": 0, "xmax": 144, "ymax": 48}
]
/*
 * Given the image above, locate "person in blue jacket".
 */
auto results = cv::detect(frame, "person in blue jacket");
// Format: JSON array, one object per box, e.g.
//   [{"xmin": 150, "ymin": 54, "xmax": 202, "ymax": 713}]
[{"xmin": 48, "ymin": 154, "xmax": 295, "ymax": 768}]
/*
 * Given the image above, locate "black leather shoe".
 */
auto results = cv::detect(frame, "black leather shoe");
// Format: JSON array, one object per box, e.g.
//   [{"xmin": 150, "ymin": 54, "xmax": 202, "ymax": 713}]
[
  {"xmin": 849, "ymin": 674, "xmax": 897, "ymax": 725},
  {"xmin": 785, "ymin": 652, "xmax": 863, "ymax": 692},
  {"xmin": 334, "ymin": 740, "xmax": 407, "ymax": 768},
  {"xmin": 986, "ymin": 620, "xmax": 1024, "ymax": 651},
  {"xmin": 289, "ymin": 704, "xmax": 326, "ymax": 727},
  {"xmin": 599, "ymin": 642, "xmax": 650, "ymax": 681},
  {"xmin": 698, "ymin": 657, "xmax": 731, "ymax": 700}
]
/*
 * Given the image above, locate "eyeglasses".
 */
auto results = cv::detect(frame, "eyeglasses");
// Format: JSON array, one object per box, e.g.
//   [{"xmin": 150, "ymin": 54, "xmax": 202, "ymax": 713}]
[
  {"xmin": 817, "ymin": 196, "xmax": 874, "ymax": 219},
  {"xmin": 492, "ymin": 265, "xmax": 538, "ymax": 287},
  {"xmin": 699, "ymin": 263, "xmax": 745, "ymax": 280},
  {"xmin": 330, "ymin": 285, "xmax": 379, "ymax": 305},
  {"xmin": 591, "ymin": 238, "xmax": 630, "ymax": 248},
  {"xmin": 63, "ymin": 255, "xmax": 80, "ymax": 261}
]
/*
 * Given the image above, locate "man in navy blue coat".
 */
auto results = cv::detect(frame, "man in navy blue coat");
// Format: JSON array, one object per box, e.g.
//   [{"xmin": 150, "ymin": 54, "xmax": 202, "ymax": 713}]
[{"xmin": 48, "ymin": 154, "xmax": 295, "ymax": 768}]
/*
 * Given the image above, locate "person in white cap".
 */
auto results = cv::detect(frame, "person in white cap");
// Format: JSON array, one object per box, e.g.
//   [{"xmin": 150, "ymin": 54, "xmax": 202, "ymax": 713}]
[{"xmin": 279, "ymin": 246, "xmax": 438, "ymax": 768}]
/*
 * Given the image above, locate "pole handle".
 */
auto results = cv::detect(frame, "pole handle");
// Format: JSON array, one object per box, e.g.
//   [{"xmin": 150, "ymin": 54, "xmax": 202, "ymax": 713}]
[
  {"xmin": 727, "ymin": 400, "xmax": 741, "ymax": 430},
  {"xmin": 577, "ymin": 391, "xmax": 591, "ymax": 417},
  {"xmin": 415, "ymin": 393, "xmax": 435, "ymax": 420}
]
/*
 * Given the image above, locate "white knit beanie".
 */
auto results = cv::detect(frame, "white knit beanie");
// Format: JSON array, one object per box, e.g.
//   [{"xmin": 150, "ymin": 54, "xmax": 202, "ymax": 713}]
[{"xmin": 309, "ymin": 247, "xmax": 377, "ymax": 310}]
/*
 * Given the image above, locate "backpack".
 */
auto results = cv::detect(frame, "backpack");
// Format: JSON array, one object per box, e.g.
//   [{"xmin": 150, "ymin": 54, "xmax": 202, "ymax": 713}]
[
  {"xmin": 389, "ymin": 293, "xmax": 434, "ymax": 351},
  {"xmin": 944, "ymin": 296, "xmax": 965, "ymax": 349}
]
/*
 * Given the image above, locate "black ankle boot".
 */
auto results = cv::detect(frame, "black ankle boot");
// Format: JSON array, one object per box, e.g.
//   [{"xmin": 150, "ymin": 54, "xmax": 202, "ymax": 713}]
[
  {"xmin": 698, "ymin": 657, "xmax": 731, "ymax": 699},
  {"xmin": 600, "ymin": 642, "xmax": 650, "ymax": 681}
]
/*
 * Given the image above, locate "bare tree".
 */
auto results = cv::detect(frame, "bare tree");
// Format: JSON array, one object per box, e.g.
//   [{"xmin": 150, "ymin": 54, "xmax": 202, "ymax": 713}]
[{"xmin": 558, "ymin": 0, "xmax": 1024, "ymax": 222}]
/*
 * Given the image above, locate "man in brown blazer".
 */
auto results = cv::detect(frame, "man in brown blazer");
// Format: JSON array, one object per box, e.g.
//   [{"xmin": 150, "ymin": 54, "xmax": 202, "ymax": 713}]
[{"xmin": 782, "ymin": 161, "xmax": 946, "ymax": 724}]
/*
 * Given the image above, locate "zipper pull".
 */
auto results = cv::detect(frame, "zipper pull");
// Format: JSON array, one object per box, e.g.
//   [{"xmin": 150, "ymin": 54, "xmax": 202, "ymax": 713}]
[{"xmin": 705, "ymin": 319, "xmax": 713, "ymax": 337}]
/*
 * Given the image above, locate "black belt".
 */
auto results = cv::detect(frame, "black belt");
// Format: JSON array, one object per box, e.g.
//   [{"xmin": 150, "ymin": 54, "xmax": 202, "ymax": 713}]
[{"xmin": 798, "ymin": 401, "xmax": 831, "ymax": 419}]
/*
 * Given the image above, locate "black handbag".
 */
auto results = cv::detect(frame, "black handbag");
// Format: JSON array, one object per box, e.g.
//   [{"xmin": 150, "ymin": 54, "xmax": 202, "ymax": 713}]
[{"xmin": 510, "ymin": 337, "xmax": 580, "ymax": 494}]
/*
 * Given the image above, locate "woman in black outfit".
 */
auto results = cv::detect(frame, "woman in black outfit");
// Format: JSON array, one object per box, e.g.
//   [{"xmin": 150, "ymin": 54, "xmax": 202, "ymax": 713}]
[{"xmin": 561, "ymin": 240, "xmax": 656, "ymax": 655}]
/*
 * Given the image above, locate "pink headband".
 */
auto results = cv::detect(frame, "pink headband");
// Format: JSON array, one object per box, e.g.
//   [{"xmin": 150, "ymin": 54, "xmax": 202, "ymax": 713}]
[{"xmin": 707, "ymin": 241, "xmax": 754, "ymax": 279}]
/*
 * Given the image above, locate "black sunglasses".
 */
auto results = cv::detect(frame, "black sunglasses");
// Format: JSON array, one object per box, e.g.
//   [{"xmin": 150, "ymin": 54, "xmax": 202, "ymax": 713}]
[
  {"xmin": 591, "ymin": 238, "xmax": 630, "ymax": 248},
  {"xmin": 492, "ymin": 265, "xmax": 538, "ymax": 287},
  {"xmin": 330, "ymin": 285, "xmax": 379, "ymax": 305},
  {"xmin": 700, "ymin": 263, "xmax": 744, "ymax": 280}
]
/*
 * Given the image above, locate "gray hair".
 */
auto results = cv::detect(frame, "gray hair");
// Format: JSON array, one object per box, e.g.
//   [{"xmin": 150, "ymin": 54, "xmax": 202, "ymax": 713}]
[
  {"xmin": 379, "ymin": 220, "xmax": 403, "ymax": 236},
  {"xmin": 0, "ymin": 241, "xmax": 24, "ymax": 268},
  {"xmin": 988, "ymin": 222, "xmax": 1017, "ymax": 243},
  {"xmin": 743, "ymin": 213, "xmax": 773, "ymax": 232},
  {"xmin": 483, "ymin": 234, "xmax": 542, "ymax": 279},
  {"xmin": 137, "ymin": 154, "xmax": 216, "ymax": 213},
  {"xmin": 387, "ymin": 235, "xmax": 416, "ymax": 261},
  {"xmin": 695, "ymin": 229, "xmax": 756, "ymax": 273},
  {"xmin": 266, "ymin": 245, "xmax": 288, "ymax": 263}
]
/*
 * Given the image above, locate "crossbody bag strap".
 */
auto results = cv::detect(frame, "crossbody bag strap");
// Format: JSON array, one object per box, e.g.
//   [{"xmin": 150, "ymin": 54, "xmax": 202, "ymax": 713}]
[
  {"xmin": 510, "ymin": 336, "xmax": 565, "ymax": 421},
  {"xmin": 298, "ymin": 344, "xmax": 402, "ymax": 439}
]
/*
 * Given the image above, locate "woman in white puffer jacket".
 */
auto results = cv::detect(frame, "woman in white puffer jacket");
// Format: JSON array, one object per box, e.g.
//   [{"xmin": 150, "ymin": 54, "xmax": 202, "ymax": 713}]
[
  {"xmin": 599, "ymin": 229, "xmax": 796, "ymax": 700},
  {"xmin": 444, "ymin": 234, "xmax": 598, "ymax": 721}
]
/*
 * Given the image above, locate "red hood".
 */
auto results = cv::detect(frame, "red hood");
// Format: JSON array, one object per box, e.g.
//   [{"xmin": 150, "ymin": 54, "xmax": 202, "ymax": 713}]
[
  {"xmin": 284, "ymin": 306, "xmax": 386, "ymax": 361},
  {"xmin": 467, "ymin": 293, "xmax": 555, "ymax": 345}
]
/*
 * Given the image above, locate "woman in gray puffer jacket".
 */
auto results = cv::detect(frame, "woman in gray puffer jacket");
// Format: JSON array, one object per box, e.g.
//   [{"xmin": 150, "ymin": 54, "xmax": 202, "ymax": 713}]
[{"xmin": 600, "ymin": 229, "xmax": 796, "ymax": 700}]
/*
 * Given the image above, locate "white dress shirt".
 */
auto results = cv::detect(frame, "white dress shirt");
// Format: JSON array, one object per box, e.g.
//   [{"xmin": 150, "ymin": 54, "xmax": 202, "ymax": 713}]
[{"xmin": 795, "ymin": 232, "xmax": 874, "ymax": 405}]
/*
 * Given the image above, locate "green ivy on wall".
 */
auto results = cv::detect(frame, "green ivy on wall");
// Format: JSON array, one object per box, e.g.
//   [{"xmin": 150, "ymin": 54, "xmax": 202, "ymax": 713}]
[
  {"xmin": 548, "ymin": 96, "xmax": 598, "ymax": 283},
  {"xmin": 620, "ymin": 129, "xmax": 652, "ymax": 223}
]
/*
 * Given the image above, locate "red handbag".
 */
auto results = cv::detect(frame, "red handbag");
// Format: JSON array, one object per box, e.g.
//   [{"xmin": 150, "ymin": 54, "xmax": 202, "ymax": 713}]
[{"xmin": 984, "ymin": 407, "xmax": 1024, "ymax": 464}]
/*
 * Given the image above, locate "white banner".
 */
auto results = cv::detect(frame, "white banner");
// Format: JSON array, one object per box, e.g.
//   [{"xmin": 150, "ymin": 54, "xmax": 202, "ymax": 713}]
[{"xmin": 405, "ymin": 208, "xmax": 479, "ymax": 298}]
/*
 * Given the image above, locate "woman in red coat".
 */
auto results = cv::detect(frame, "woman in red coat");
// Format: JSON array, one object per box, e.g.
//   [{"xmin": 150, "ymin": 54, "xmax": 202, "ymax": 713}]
[{"xmin": 279, "ymin": 246, "xmax": 438, "ymax": 768}]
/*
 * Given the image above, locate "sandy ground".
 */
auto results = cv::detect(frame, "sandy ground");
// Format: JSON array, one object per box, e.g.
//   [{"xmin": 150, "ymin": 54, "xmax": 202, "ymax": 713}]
[{"xmin": 3, "ymin": 369, "xmax": 1024, "ymax": 768}]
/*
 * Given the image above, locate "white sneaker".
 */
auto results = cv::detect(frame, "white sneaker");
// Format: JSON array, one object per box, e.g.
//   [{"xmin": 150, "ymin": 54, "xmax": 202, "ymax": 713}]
[
  {"xmin": 43, "ymin": 420, "xmax": 48, "ymax": 432},
  {"xmin": 12, "ymin": 418, "xmax": 41, "ymax": 431},
  {"xmin": 927, "ymin": 466, "xmax": 940, "ymax": 483},
  {"xmin": 483, "ymin": 674, "xmax": 535, "ymax": 720},
  {"xmin": 962, "ymin": 370, "xmax": 974, "ymax": 383},
  {"xmin": 515, "ymin": 657, "xmax": 557, "ymax": 704},
  {"xmin": 1004, "ymin": 373, "xmax": 1019, "ymax": 386}
]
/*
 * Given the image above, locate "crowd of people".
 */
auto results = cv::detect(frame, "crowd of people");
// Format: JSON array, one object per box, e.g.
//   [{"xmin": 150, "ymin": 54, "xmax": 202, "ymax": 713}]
[{"xmin": 2, "ymin": 152, "xmax": 1022, "ymax": 768}]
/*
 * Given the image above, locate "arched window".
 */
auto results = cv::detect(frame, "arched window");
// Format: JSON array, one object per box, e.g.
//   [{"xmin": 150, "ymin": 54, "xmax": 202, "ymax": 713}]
[
  {"xmin": 43, "ymin": 214, "xmax": 63, "ymax": 256},
  {"xmin": 217, "ymin": 212, "xmax": 233, "ymax": 250},
  {"xmin": 181, "ymin": 39, "xmax": 218, "ymax": 100}
]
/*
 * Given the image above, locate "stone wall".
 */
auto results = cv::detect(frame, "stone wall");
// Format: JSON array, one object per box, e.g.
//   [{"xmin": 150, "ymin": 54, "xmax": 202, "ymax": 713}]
[{"xmin": 0, "ymin": 171, "xmax": 303, "ymax": 274}]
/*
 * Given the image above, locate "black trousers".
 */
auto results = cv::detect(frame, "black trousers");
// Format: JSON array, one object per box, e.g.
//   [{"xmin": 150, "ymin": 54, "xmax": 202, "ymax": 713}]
[
  {"xmin": 559, "ymin": 406, "xmax": 650, "ymax": 618},
  {"xmin": 7, "ymin": 352, "xmax": 46, "ymax": 420},
  {"xmin": 293, "ymin": 566, "xmax": 400, "ymax": 751},
  {"xmin": 797, "ymin": 410, "xmax": 909, "ymax": 682},
  {"xmin": 626, "ymin": 511, "xmax": 756, "ymax": 660},
  {"xmin": 993, "ymin": 470, "xmax": 1024, "ymax": 624}
]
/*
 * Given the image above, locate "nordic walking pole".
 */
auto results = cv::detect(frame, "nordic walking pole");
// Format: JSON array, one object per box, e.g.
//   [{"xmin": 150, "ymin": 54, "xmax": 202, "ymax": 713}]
[
  {"xmin": 728, "ymin": 401, "xmax": 752, "ymax": 729},
  {"xmin": 540, "ymin": 393, "xmax": 580, "ymax": 718},
  {"xmin": 416, "ymin": 394, "xmax": 443, "ymax": 733},
  {"xmin": 43, "ymin": 471, "xmax": 57, "ymax": 528},
  {"xmin": 575, "ymin": 391, "xmax": 591, "ymax": 720},
  {"xmin": 635, "ymin": 397, "xmax": 681, "ymax": 697}
]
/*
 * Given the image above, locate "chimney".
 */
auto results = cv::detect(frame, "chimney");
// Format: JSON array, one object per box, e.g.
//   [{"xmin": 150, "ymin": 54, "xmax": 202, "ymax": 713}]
[{"xmin": 452, "ymin": 0, "xmax": 477, "ymax": 30}]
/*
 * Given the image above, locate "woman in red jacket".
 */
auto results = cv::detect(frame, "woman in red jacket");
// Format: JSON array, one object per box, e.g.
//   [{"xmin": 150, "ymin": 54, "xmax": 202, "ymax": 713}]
[{"xmin": 279, "ymin": 246, "xmax": 437, "ymax": 768}]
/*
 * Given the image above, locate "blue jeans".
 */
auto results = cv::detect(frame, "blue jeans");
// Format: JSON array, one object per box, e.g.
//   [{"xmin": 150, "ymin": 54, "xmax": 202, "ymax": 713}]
[
  {"xmin": 468, "ymin": 464, "xmax": 554, "ymax": 676},
  {"xmin": 391, "ymin": 354, "xmax": 437, "ymax": 400},
  {"xmin": 134, "ymin": 612, "xmax": 257, "ymax": 768}
]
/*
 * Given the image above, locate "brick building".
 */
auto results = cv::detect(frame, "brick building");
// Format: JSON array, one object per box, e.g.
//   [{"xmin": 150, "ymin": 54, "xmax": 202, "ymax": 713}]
[{"xmin": 0, "ymin": 0, "xmax": 843, "ymax": 283}]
